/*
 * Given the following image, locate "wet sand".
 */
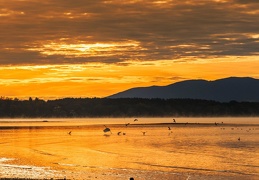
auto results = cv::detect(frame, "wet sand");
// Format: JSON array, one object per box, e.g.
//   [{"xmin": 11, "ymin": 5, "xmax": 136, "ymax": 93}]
[{"xmin": 0, "ymin": 118, "xmax": 258, "ymax": 179}]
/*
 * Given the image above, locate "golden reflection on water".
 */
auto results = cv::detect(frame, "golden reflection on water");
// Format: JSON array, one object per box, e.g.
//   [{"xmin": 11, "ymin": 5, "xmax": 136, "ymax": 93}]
[{"xmin": 0, "ymin": 118, "xmax": 258, "ymax": 179}]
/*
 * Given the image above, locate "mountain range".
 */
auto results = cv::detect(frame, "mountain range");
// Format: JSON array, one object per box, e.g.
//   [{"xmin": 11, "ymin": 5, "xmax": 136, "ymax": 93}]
[{"xmin": 107, "ymin": 77, "xmax": 259, "ymax": 102}]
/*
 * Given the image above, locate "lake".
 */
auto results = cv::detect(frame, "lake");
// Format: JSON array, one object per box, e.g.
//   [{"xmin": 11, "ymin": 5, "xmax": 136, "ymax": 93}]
[{"xmin": 0, "ymin": 117, "xmax": 258, "ymax": 179}]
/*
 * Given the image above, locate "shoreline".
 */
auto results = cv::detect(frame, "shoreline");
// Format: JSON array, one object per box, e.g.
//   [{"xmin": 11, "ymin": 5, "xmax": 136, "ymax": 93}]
[
  {"xmin": 1, "ymin": 157, "xmax": 257, "ymax": 180},
  {"xmin": 0, "ymin": 158, "xmax": 63, "ymax": 180}
]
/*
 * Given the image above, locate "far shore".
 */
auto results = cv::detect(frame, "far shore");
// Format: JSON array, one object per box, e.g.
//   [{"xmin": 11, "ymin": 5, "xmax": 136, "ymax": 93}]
[{"xmin": 0, "ymin": 121, "xmax": 258, "ymax": 130}]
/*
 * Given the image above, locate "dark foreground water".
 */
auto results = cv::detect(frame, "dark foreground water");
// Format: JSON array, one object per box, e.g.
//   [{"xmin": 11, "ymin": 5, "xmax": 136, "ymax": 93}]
[{"xmin": 0, "ymin": 118, "xmax": 258, "ymax": 179}]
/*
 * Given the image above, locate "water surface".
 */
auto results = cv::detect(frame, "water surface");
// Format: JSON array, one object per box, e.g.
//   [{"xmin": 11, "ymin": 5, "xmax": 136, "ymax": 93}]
[{"xmin": 0, "ymin": 118, "xmax": 258, "ymax": 179}]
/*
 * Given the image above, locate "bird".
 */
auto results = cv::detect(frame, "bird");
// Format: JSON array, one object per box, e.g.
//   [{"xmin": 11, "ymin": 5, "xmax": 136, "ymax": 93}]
[
  {"xmin": 238, "ymin": 137, "xmax": 241, "ymax": 141},
  {"xmin": 103, "ymin": 125, "xmax": 112, "ymax": 134},
  {"xmin": 68, "ymin": 131, "xmax": 72, "ymax": 135},
  {"xmin": 168, "ymin": 127, "xmax": 171, "ymax": 130},
  {"xmin": 125, "ymin": 123, "xmax": 130, "ymax": 127},
  {"xmin": 142, "ymin": 131, "xmax": 146, "ymax": 136},
  {"xmin": 134, "ymin": 118, "xmax": 138, "ymax": 122},
  {"xmin": 215, "ymin": 122, "xmax": 218, "ymax": 126},
  {"xmin": 173, "ymin": 119, "xmax": 176, "ymax": 123},
  {"xmin": 117, "ymin": 132, "xmax": 121, "ymax": 135}
]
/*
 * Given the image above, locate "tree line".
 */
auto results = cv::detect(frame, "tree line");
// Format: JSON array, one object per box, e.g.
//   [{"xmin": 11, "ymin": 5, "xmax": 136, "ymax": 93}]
[{"xmin": 1, "ymin": 97, "xmax": 259, "ymax": 118}]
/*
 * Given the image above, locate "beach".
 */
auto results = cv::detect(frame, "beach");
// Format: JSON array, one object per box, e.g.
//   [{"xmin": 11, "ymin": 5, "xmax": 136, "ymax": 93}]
[{"xmin": 0, "ymin": 118, "xmax": 258, "ymax": 179}]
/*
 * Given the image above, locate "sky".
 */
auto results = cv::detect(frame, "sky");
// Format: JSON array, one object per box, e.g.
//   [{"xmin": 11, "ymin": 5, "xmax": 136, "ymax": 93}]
[{"xmin": 1, "ymin": 0, "xmax": 259, "ymax": 100}]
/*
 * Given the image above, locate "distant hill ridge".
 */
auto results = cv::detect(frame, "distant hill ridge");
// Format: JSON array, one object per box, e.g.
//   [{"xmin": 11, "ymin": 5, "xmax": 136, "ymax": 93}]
[{"xmin": 107, "ymin": 77, "xmax": 259, "ymax": 102}]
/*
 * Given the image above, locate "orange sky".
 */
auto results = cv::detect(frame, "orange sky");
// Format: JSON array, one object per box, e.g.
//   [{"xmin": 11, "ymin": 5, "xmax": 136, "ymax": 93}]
[{"xmin": 1, "ymin": 0, "xmax": 259, "ymax": 99}]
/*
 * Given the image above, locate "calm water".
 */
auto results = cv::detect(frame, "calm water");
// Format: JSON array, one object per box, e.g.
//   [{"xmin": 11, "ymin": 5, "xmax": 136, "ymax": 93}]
[{"xmin": 0, "ymin": 118, "xmax": 258, "ymax": 179}]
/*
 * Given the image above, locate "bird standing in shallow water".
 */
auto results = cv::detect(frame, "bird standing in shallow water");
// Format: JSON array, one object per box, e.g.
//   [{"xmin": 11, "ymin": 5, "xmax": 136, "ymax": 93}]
[{"xmin": 103, "ymin": 125, "xmax": 112, "ymax": 134}]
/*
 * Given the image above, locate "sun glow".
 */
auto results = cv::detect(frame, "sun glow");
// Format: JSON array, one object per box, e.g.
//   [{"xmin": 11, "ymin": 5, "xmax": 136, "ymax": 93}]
[
  {"xmin": 0, "ymin": 8, "xmax": 24, "ymax": 17},
  {"xmin": 1, "ymin": 56, "xmax": 259, "ymax": 100},
  {"xmin": 27, "ymin": 40, "xmax": 142, "ymax": 58}
]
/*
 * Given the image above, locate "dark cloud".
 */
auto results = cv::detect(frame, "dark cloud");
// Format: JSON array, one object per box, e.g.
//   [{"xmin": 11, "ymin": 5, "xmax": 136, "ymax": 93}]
[{"xmin": 0, "ymin": 0, "xmax": 259, "ymax": 65}]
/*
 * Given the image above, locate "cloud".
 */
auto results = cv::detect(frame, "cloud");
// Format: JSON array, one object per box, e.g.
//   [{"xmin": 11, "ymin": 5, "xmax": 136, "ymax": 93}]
[
  {"xmin": 234, "ymin": 0, "xmax": 259, "ymax": 4},
  {"xmin": 0, "ymin": 0, "xmax": 258, "ymax": 65}
]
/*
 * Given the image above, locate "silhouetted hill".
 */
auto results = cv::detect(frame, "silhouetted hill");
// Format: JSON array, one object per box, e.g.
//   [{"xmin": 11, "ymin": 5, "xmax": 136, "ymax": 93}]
[{"xmin": 108, "ymin": 77, "xmax": 259, "ymax": 102}]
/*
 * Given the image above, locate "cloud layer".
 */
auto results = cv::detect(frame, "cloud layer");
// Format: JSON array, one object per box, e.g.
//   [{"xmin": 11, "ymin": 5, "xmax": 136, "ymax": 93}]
[{"xmin": 0, "ymin": 0, "xmax": 259, "ymax": 65}]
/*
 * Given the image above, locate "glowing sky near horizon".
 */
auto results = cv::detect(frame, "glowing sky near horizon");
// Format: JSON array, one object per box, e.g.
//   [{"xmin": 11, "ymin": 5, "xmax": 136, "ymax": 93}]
[{"xmin": 0, "ymin": 0, "xmax": 259, "ymax": 99}]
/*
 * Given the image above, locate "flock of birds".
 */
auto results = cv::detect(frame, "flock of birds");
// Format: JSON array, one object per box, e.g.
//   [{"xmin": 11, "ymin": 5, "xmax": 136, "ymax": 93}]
[
  {"xmin": 102, "ymin": 118, "xmax": 176, "ymax": 136},
  {"xmin": 66, "ymin": 118, "xmax": 255, "ymax": 141},
  {"xmin": 103, "ymin": 119, "xmax": 139, "ymax": 135}
]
